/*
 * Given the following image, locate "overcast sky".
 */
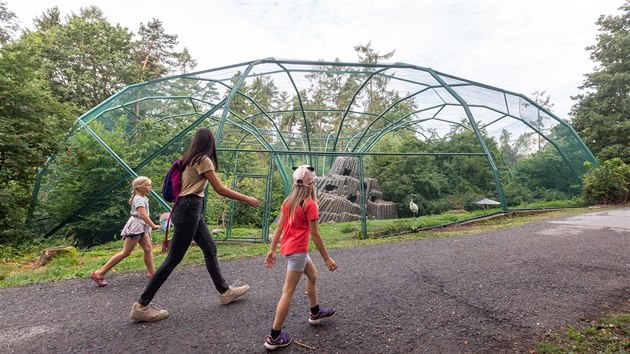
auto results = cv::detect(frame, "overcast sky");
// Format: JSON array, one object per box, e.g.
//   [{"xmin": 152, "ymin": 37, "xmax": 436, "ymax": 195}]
[{"xmin": 4, "ymin": 0, "xmax": 624, "ymax": 119}]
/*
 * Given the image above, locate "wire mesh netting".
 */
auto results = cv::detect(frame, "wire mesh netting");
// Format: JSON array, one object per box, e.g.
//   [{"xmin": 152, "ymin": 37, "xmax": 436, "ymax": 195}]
[{"xmin": 31, "ymin": 58, "xmax": 597, "ymax": 244}]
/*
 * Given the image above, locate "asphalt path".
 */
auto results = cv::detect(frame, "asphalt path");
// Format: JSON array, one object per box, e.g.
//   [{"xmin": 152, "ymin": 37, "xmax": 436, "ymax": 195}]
[{"xmin": 0, "ymin": 208, "xmax": 628, "ymax": 353}]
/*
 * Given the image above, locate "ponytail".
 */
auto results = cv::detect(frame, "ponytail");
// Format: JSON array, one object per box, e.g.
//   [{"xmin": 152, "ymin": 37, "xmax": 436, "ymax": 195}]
[{"xmin": 128, "ymin": 189, "xmax": 137, "ymax": 205}]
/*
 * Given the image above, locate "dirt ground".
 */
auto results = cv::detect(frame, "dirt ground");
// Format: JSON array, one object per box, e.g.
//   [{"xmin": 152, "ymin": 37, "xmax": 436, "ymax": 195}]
[{"xmin": 0, "ymin": 208, "xmax": 629, "ymax": 353}]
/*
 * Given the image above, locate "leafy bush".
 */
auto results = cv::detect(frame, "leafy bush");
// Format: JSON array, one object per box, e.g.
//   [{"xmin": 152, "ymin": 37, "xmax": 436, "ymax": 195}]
[
  {"xmin": 582, "ymin": 158, "xmax": 630, "ymax": 204},
  {"xmin": 515, "ymin": 197, "xmax": 586, "ymax": 209}
]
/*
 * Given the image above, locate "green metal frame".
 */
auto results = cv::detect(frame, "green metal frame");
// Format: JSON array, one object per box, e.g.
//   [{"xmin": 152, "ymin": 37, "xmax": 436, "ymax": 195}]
[{"xmin": 30, "ymin": 58, "xmax": 598, "ymax": 241}]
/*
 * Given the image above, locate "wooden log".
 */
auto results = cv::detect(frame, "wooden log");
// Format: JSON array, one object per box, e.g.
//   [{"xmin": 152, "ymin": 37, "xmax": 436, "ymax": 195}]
[{"xmin": 32, "ymin": 246, "xmax": 77, "ymax": 269}]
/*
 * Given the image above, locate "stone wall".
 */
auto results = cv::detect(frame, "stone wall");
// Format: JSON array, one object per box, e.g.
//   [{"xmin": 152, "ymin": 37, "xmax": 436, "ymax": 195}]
[{"xmin": 316, "ymin": 157, "xmax": 397, "ymax": 223}]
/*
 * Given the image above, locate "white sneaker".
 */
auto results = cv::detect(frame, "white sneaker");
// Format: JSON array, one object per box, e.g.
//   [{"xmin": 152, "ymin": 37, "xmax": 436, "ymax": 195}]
[
  {"xmin": 130, "ymin": 302, "xmax": 169, "ymax": 322},
  {"xmin": 219, "ymin": 285, "xmax": 250, "ymax": 305}
]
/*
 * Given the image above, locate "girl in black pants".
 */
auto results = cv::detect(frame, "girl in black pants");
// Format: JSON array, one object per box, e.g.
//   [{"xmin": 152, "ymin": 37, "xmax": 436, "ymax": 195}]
[{"xmin": 130, "ymin": 128, "xmax": 260, "ymax": 322}]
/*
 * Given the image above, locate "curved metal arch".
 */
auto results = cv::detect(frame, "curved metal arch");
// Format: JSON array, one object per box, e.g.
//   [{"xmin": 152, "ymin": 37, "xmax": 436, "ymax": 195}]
[
  {"xmin": 361, "ymin": 105, "xmax": 447, "ymax": 152},
  {"xmin": 331, "ymin": 66, "xmax": 391, "ymax": 152},
  {"xmin": 215, "ymin": 60, "xmax": 260, "ymax": 145},
  {"xmin": 462, "ymin": 98, "xmax": 596, "ymax": 180},
  {"xmin": 350, "ymin": 86, "xmax": 434, "ymax": 151},
  {"xmin": 426, "ymin": 68, "xmax": 508, "ymax": 210},
  {"xmin": 219, "ymin": 109, "xmax": 276, "ymax": 152},
  {"xmin": 275, "ymin": 62, "xmax": 311, "ymax": 164},
  {"xmin": 518, "ymin": 95, "xmax": 597, "ymax": 164},
  {"xmin": 230, "ymin": 90, "xmax": 292, "ymax": 151},
  {"xmin": 37, "ymin": 57, "xmax": 599, "ymax": 242}
]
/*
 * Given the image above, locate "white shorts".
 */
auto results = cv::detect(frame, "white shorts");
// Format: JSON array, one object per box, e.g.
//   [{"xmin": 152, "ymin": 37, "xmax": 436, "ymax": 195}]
[
  {"xmin": 121, "ymin": 217, "xmax": 151, "ymax": 238},
  {"xmin": 286, "ymin": 252, "xmax": 311, "ymax": 272}
]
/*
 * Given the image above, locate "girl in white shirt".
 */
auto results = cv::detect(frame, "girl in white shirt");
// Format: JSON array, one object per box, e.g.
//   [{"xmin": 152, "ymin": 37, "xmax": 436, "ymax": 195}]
[{"xmin": 90, "ymin": 176, "xmax": 160, "ymax": 287}]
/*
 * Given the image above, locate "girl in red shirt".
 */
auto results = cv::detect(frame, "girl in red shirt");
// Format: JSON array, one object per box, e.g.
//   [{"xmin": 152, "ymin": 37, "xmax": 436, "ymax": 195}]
[{"xmin": 264, "ymin": 165, "xmax": 338, "ymax": 350}]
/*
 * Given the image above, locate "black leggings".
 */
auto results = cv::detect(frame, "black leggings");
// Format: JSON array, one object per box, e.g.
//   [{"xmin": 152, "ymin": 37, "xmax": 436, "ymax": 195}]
[{"xmin": 139, "ymin": 195, "xmax": 229, "ymax": 305}]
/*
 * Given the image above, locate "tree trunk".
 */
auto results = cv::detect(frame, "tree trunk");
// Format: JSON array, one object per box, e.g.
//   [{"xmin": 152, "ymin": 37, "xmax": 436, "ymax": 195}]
[{"xmin": 32, "ymin": 246, "xmax": 76, "ymax": 269}]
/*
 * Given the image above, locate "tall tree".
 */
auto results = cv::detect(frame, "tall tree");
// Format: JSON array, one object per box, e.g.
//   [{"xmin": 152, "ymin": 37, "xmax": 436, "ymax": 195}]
[
  {"xmin": 133, "ymin": 19, "xmax": 181, "ymax": 80},
  {"xmin": 354, "ymin": 41, "xmax": 395, "ymax": 64},
  {"xmin": 0, "ymin": 38, "xmax": 75, "ymax": 244},
  {"xmin": 0, "ymin": 0, "xmax": 19, "ymax": 45},
  {"xmin": 0, "ymin": 5, "xmax": 208, "ymax": 246},
  {"xmin": 31, "ymin": 6, "xmax": 139, "ymax": 111},
  {"xmin": 499, "ymin": 129, "xmax": 517, "ymax": 164},
  {"xmin": 301, "ymin": 43, "xmax": 414, "ymax": 144},
  {"xmin": 531, "ymin": 90, "xmax": 554, "ymax": 150},
  {"xmin": 33, "ymin": 7, "xmax": 61, "ymax": 32},
  {"xmin": 571, "ymin": 0, "xmax": 630, "ymax": 163},
  {"xmin": 173, "ymin": 47, "xmax": 197, "ymax": 74}
]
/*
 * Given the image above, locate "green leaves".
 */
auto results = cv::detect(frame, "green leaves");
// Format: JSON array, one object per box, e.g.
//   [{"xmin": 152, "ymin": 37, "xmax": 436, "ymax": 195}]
[
  {"xmin": 0, "ymin": 4, "xmax": 203, "ymax": 246},
  {"xmin": 35, "ymin": 7, "xmax": 137, "ymax": 111},
  {"xmin": 134, "ymin": 19, "xmax": 183, "ymax": 80},
  {"xmin": 0, "ymin": 0, "xmax": 19, "ymax": 45},
  {"xmin": 571, "ymin": 1, "xmax": 630, "ymax": 163},
  {"xmin": 0, "ymin": 38, "xmax": 75, "ymax": 244},
  {"xmin": 582, "ymin": 158, "xmax": 630, "ymax": 204}
]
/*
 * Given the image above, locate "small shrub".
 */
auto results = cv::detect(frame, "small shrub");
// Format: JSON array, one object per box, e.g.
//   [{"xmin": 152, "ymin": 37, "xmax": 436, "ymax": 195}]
[{"xmin": 582, "ymin": 158, "xmax": 630, "ymax": 204}]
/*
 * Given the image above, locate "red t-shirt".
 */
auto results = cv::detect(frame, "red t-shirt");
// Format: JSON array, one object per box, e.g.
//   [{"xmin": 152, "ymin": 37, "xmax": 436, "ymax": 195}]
[{"xmin": 279, "ymin": 198, "xmax": 319, "ymax": 256}]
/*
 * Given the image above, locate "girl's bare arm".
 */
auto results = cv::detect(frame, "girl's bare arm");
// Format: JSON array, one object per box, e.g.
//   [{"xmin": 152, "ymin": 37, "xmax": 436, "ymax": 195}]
[
  {"xmin": 309, "ymin": 220, "xmax": 337, "ymax": 271},
  {"xmin": 137, "ymin": 206, "xmax": 159, "ymax": 229},
  {"xmin": 265, "ymin": 212, "xmax": 285, "ymax": 268}
]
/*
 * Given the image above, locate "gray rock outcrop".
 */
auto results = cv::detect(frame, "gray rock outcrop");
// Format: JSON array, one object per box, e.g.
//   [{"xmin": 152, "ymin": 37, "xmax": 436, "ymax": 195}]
[{"xmin": 316, "ymin": 157, "xmax": 397, "ymax": 223}]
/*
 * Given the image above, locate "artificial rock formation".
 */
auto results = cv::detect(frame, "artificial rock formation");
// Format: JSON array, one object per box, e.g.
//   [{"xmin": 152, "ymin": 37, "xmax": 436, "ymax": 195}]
[{"xmin": 316, "ymin": 157, "xmax": 397, "ymax": 223}]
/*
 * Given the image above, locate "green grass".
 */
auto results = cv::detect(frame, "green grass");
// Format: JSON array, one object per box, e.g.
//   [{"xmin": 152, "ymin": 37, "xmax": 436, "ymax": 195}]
[{"xmin": 536, "ymin": 312, "xmax": 630, "ymax": 353}]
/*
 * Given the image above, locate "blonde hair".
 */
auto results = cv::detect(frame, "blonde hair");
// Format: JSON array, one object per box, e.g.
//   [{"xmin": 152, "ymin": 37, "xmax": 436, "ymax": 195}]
[
  {"xmin": 284, "ymin": 183, "xmax": 317, "ymax": 226},
  {"xmin": 129, "ymin": 176, "xmax": 152, "ymax": 204}
]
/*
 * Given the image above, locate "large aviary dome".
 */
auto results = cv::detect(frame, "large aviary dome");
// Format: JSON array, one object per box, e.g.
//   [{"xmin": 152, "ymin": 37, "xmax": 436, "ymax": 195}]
[{"xmin": 32, "ymin": 58, "xmax": 596, "ymax": 244}]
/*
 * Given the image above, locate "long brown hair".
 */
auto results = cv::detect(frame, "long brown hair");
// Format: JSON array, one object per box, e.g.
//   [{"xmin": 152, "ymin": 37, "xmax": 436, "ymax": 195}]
[{"xmin": 180, "ymin": 128, "xmax": 219, "ymax": 170}]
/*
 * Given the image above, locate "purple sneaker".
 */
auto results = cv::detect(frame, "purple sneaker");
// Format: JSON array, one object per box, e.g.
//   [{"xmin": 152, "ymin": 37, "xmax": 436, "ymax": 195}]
[
  {"xmin": 264, "ymin": 331, "xmax": 292, "ymax": 350},
  {"xmin": 308, "ymin": 307, "xmax": 336, "ymax": 324}
]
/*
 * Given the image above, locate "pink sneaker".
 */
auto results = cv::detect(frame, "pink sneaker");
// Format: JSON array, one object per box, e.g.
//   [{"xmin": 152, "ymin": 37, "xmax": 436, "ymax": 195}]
[{"xmin": 90, "ymin": 272, "xmax": 108, "ymax": 287}]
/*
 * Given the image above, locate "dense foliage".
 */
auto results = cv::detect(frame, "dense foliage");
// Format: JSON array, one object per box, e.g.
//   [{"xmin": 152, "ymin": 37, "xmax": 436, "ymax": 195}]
[
  {"xmin": 0, "ymin": 26, "xmax": 75, "ymax": 244},
  {"xmin": 0, "ymin": 3, "xmax": 195, "ymax": 246},
  {"xmin": 582, "ymin": 158, "xmax": 630, "ymax": 204},
  {"xmin": 571, "ymin": 0, "xmax": 630, "ymax": 163}
]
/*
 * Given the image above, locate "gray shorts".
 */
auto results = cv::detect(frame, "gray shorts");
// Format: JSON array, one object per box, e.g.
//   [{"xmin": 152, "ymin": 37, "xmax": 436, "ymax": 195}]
[{"xmin": 286, "ymin": 252, "xmax": 311, "ymax": 272}]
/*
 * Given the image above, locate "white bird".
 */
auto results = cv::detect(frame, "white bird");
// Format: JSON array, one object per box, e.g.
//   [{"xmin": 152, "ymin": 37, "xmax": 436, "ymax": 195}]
[
  {"xmin": 211, "ymin": 229, "xmax": 224, "ymax": 236},
  {"xmin": 409, "ymin": 197, "xmax": 419, "ymax": 216}
]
